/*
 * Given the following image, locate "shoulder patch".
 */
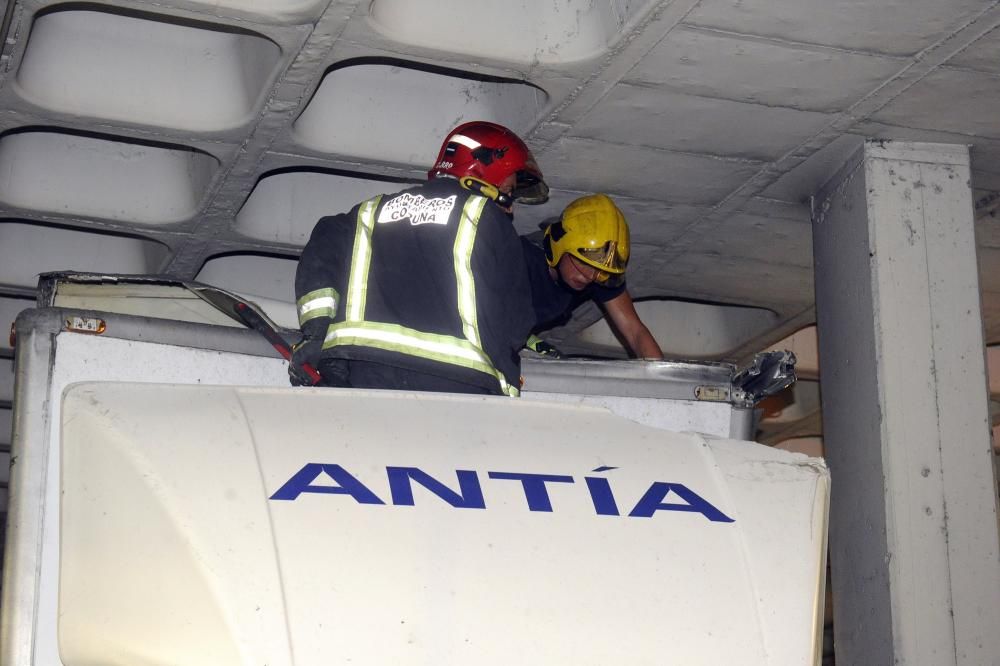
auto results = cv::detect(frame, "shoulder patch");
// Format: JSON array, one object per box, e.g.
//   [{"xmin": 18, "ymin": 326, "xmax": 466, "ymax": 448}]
[{"xmin": 378, "ymin": 193, "xmax": 457, "ymax": 226}]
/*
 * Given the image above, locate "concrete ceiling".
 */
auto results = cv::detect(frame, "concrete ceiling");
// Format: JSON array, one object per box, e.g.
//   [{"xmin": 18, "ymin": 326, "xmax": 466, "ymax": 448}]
[{"xmin": 0, "ymin": 0, "xmax": 999, "ymax": 365}]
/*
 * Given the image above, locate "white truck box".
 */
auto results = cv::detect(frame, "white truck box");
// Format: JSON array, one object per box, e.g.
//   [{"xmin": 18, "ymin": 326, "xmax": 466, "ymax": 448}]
[{"xmin": 1, "ymin": 275, "xmax": 829, "ymax": 665}]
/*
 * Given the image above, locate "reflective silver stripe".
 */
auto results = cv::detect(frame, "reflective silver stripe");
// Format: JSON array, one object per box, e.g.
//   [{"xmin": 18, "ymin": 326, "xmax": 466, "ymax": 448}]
[
  {"xmin": 327, "ymin": 325, "xmax": 490, "ymax": 366},
  {"xmin": 324, "ymin": 322, "xmax": 517, "ymax": 396},
  {"xmin": 296, "ymin": 288, "xmax": 339, "ymax": 325},
  {"xmin": 301, "ymin": 296, "xmax": 337, "ymax": 315},
  {"xmin": 346, "ymin": 197, "xmax": 380, "ymax": 322},
  {"xmin": 454, "ymin": 196, "xmax": 486, "ymax": 345}
]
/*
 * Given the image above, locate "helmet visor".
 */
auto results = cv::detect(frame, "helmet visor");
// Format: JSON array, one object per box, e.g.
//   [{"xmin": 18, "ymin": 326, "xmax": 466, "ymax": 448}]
[
  {"xmin": 576, "ymin": 241, "xmax": 627, "ymax": 274},
  {"xmin": 512, "ymin": 169, "xmax": 549, "ymax": 205}
]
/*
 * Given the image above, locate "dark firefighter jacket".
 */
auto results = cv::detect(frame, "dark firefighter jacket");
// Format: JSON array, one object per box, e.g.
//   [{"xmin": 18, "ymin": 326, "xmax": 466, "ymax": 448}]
[{"xmin": 294, "ymin": 177, "xmax": 534, "ymax": 396}]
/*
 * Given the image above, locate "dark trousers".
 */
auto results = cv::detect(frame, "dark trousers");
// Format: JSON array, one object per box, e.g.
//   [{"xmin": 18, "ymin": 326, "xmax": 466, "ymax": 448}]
[{"xmin": 317, "ymin": 358, "xmax": 497, "ymax": 395}]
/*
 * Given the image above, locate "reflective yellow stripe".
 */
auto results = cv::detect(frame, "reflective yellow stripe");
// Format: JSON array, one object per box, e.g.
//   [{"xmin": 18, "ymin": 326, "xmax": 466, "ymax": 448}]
[
  {"xmin": 454, "ymin": 196, "xmax": 486, "ymax": 346},
  {"xmin": 323, "ymin": 323, "xmax": 516, "ymax": 396},
  {"xmin": 296, "ymin": 288, "xmax": 339, "ymax": 325},
  {"xmin": 346, "ymin": 197, "xmax": 381, "ymax": 322},
  {"xmin": 326, "ymin": 323, "xmax": 489, "ymax": 366}
]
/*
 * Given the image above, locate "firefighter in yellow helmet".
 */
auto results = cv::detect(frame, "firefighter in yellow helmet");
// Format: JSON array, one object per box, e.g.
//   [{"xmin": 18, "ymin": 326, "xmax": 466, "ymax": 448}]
[{"xmin": 521, "ymin": 193, "xmax": 663, "ymax": 360}]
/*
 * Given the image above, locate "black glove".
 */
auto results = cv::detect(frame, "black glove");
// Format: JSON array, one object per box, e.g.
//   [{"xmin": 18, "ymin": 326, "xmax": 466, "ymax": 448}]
[
  {"xmin": 526, "ymin": 334, "xmax": 564, "ymax": 359},
  {"xmin": 288, "ymin": 335, "xmax": 324, "ymax": 386}
]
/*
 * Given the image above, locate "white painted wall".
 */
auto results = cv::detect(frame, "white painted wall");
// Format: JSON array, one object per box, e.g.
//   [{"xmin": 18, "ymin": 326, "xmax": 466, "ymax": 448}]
[
  {"xmin": 16, "ymin": 10, "xmax": 281, "ymax": 132},
  {"xmin": 293, "ymin": 64, "xmax": 548, "ymax": 163},
  {"xmin": 0, "ymin": 223, "xmax": 168, "ymax": 287},
  {"xmin": 236, "ymin": 172, "xmax": 410, "ymax": 244},
  {"xmin": 369, "ymin": 0, "xmax": 656, "ymax": 64},
  {"xmin": 0, "ymin": 133, "xmax": 217, "ymax": 224}
]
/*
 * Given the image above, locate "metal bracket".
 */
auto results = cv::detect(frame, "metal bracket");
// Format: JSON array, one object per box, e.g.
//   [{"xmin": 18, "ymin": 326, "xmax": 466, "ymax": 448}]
[{"xmin": 731, "ymin": 350, "xmax": 797, "ymax": 407}]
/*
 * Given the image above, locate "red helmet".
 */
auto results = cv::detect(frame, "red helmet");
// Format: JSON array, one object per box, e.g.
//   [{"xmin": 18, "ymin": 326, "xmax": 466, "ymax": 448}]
[{"xmin": 428, "ymin": 121, "xmax": 549, "ymax": 205}]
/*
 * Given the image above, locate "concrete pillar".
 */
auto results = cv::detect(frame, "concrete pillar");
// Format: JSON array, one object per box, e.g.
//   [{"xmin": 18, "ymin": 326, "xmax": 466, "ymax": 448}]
[{"xmin": 813, "ymin": 140, "xmax": 1000, "ymax": 665}]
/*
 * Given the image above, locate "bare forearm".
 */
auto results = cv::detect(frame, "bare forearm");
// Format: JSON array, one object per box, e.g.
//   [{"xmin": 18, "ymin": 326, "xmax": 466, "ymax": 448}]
[
  {"xmin": 627, "ymin": 325, "xmax": 663, "ymax": 360},
  {"xmin": 604, "ymin": 291, "xmax": 663, "ymax": 360}
]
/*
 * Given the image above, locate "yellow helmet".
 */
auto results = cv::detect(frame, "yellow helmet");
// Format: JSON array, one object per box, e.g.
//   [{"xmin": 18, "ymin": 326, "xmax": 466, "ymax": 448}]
[{"xmin": 543, "ymin": 193, "xmax": 630, "ymax": 287}]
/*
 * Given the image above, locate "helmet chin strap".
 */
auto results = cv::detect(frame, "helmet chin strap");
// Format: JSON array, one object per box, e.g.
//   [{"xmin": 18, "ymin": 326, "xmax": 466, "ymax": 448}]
[{"xmin": 460, "ymin": 177, "xmax": 513, "ymax": 208}]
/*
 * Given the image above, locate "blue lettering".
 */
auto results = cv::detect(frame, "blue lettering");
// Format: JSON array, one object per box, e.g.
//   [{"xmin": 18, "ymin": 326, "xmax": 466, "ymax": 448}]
[
  {"xmin": 584, "ymin": 476, "xmax": 620, "ymax": 516},
  {"xmin": 628, "ymin": 482, "xmax": 734, "ymax": 522},
  {"xmin": 269, "ymin": 463, "xmax": 385, "ymax": 504},
  {"xmin": 269, "ymin": 464, "xmax": 735, "ymax": 525},
  {"xmin": 488, "ymin": 472, "xmax": 574, "ymax": 512},
  {"xmin": 387, "ymin": 467, "xmax": 485, "ymax": 509}
]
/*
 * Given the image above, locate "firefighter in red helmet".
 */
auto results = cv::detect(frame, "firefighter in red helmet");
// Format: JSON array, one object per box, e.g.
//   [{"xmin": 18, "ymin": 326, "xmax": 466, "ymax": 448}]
[
  {"xmin": 428, "ymin": 121, "xmax": 549, "ymax": 207},
  {"xmin": 291, "ymin": 121, "xmax": 548, "ymax": 395}
]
